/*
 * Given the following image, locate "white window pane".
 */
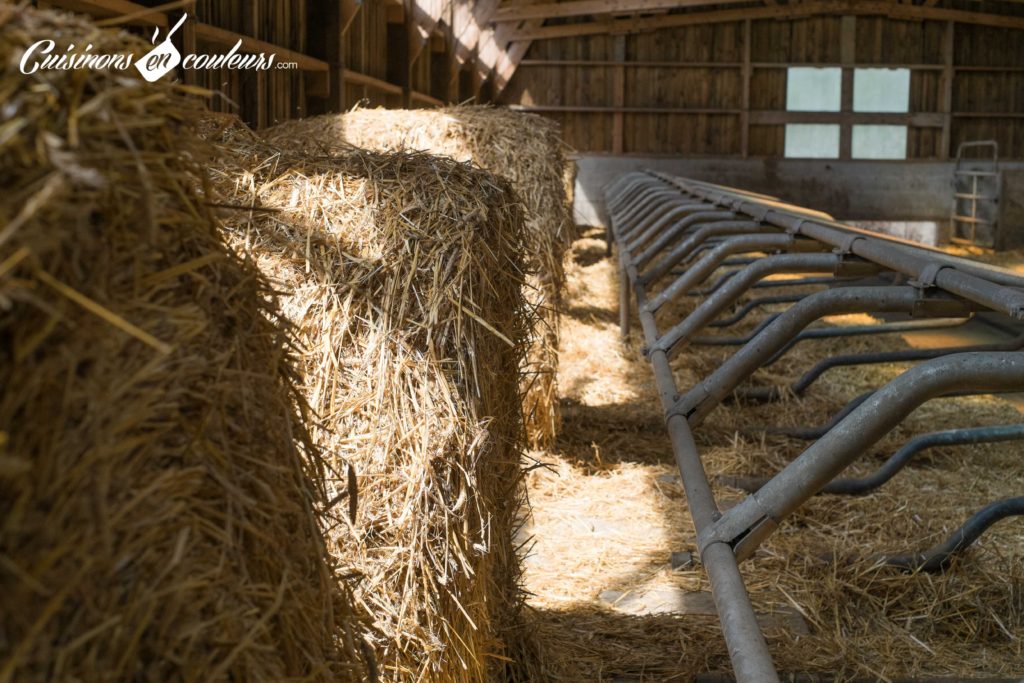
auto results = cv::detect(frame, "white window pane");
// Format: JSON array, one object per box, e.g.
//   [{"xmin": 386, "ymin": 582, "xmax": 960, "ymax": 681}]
[
  {"xmin": 786, "ymin": 67, "xmax": 842, "ymax": 112},
  {"xmin": 852, "ymin": 125, "xmax": 907, "ymax": 159},
  {"xmin": 853, "ymin": 68, "xmax": 910, "ymax": 112},
  {"xmin": 785, "ymin": 124, "xmax": 840, "ymax": 158}
]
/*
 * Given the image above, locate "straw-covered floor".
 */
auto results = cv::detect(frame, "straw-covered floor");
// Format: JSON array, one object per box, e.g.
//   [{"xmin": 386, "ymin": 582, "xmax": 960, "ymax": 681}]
[
  {"xmin": 205, "ymin": 117, "xmax": 538, "ymax": 681},
  {"xmin": 0, "ymin": 7, "xmax": 367, "ymax": 681},
  {"xmin": 521, "ymin": 226, "xmax": 1024, "ymax": 680},
  {"xmin": 263, "ymin": 107, "xmax": 574, "ymax": 450}
]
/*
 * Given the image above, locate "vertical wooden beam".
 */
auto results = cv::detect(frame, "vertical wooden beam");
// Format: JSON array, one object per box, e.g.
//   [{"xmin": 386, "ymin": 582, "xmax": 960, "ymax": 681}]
[
  {"xmin": 839, "ymin": 15, "xmax": 856, "ymax": 159},
  {"xmin": 740, "ymin": 18, "xmax": 751, "ymax": 157},
  {"xmin": 171, "ymin": 8, "xmax": 197, "ymax": 87},
  {"xmin": 940, "ymin": 20, "xmax": 955, "ymax": 159},
  {"xmin": 243, "ymin": 2, "xmax": 266, "ymax": 128},
  {"xmin": 331, "ymin": 0, "xmax": 346, "ymax": 112},
  {"xmin": 612, "ymin": 34, "xmax": 626, "ymax": 153}
]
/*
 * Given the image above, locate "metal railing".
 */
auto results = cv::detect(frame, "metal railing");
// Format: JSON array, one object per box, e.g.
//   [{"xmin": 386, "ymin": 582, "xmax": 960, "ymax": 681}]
[{"xmin": 605, "ymin": 170, "xmax": 1024, "ymax": 681}]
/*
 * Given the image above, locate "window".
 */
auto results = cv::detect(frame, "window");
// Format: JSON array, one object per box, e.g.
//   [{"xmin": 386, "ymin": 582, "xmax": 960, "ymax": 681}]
[
  {"xmin": 786, "ymin": 67, "xmax": 842, "ymax": 111},
  {"xmin": 784, "ymin": 68, "xmax": 841, "ymax": 159},
  {"xmin": 852, "ymin": 68, "xmax": 910, "ymax": 159},
  {"xmin": 853, "ymin": 69, "xmax": 910, "ymax": 113},
  {"xmin": 783, "ymin": 66, "xmax": 912, "ymax": 160},
  {"xmin": 785, "ymin": 124, "xmax": 841, "ymax": 159},
  {"xmin": 851, "ymin": 125, "xmax": 908, "ymax": 160}
]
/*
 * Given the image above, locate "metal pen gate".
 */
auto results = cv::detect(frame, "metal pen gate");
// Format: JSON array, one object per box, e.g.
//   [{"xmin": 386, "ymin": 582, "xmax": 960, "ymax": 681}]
[{"xmin": 605, "ymin": 170, "xmax": 1024, "ymax": 681}]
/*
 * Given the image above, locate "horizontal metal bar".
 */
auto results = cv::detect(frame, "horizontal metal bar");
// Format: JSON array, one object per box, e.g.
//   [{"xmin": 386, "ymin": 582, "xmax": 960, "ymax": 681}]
[
  {"xmin": 654, "ymin": 173, "xmax": 1024, "ymax": 316},
  {"xmin": 691, "ymin": 315, "xmax": 972, "ymax": 347}
]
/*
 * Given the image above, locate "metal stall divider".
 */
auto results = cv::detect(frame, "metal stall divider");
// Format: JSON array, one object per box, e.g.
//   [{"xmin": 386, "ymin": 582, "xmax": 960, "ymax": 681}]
[{"xmin": 605, "ymin": 170, "xmax": 1024, "ymax": 681}]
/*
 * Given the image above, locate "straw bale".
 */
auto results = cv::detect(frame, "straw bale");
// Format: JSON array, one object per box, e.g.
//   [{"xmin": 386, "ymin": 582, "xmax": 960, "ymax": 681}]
[
  {"xmin": 0, "ymin": 6, "xmax": 368, "ymax": 682},
  {"xmin": 208, "ymin": 120, "xmax": 536, "ymax": 681},
  {"xmin": 262, "ymin": 106, "xmax": 574, "ymax": 450}
]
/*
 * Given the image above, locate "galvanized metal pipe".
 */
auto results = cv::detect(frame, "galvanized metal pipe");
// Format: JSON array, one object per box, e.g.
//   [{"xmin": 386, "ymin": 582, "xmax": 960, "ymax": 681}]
[
  {"xmin": 632, "ymin": 211, "xmax": 738, "ymax": 265},
  {"xmin": 605, "ymin": 172, "xmax": 1024, "ymax": 682},
  {"xmin": 642, "ymin": 221, "xmax": 771, "ymax": 285},
  {"xmin": 655, "ymin": 253, "xmax": 878, "ymax": 348},
  {"xmin": 882, "ymin": 496, "xmax": 1024, "ymax": 571},
  {"xmin": 614, "ymin": 204, "xmax": 781, "ymax": 683},
  {"xmin": 702, "ymin": 353, "xmax": 1024, "ymax": 560},
  {"xmin": 667, "ymin": 288, "xmax": 972, "ymax": 426},
  {"xmin": 645, "ymin": 235, "xmax": 825, "ymax": 314},
  {"xmin": 656, "ymin": 173, "xmax": 1024, "ymax": 318}
]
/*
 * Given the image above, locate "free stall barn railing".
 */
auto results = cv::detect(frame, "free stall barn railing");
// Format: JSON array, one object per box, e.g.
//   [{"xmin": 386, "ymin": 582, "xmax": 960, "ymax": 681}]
[{"xmin": 605, "ymin": 170, "xmax": 1024, "ymax": 681}]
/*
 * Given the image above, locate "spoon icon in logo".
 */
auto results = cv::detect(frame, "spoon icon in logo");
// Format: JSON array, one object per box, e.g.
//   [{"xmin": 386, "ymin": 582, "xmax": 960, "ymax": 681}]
[{"xmin": 135, "ymin": 13, "xmax": 188, "ymax": 82}]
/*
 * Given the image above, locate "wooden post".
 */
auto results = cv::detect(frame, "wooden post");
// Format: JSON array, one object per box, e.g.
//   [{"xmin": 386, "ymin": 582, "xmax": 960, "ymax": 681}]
[
  {"xmin": 168, "ymin": 8, "xmax": 197, "ymax": 87},
  {"xmin": 740, "ymin": 18, "xmax": 751, "ymax": 157},
  {"xmin": 612, "ymin": 34, "xmax": 625, "ymax": 153},
  {"xmin": 243, "ymin": 2, "xmax": 266, "ymax": 128},
  {"xmin": 839, "ymin": 15, "xmax": 856, "ymax": 159},
  {"xmin": 940, "ymin": 20, "xmax": 955, "ymax": 159}
]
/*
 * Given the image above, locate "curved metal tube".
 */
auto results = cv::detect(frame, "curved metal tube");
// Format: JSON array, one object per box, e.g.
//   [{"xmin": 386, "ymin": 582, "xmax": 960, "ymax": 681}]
[
  {"xmin": 646, "ymin": 235, "xmax": 823, "ymax": 313},
  {"xmin": 725, "ymin": 423, "xmax": 1024, "ymax": 494},
  {"xmin": 740, "ymin": 332, "xmax": 1024, "ymax": 400},
  {"xmin": 655, "ymin": 253, "xmax": 877, "ymax": 348},
  {"xmin": 642, "ymin": 221, "xmax": 768, "ymax": 285},
  {"xmin": 692, "ymin": 315, "xmax": 973, "ymax": 349},
  {"xmin": 762, "ymin": 386, "xmax": 1017, "ymax": 440},
  {"xmin": 623, "ymin": 201, "xmax": 714, "ymax": 243},
  {"xmin": 827, "ymin": 423, "xmax": 1024, "ymax": 495},
  {"xmin": 625, "ymin": 203, "xmax": 719, "ymax": 249},
  {"xmin": 701, "ymin": 353, "xmax": 1024, "ymax": 560},
  {"xmin": 882, "ymin": 497, "xmax": 1024, "ymax": 572},
  {"xmin": 668, "ymin": 287, "xmax": 972, "ymax": 426},
  {"xmin": 710, "ymin": 294, "xmax": 808, "ymax": 328},
  {"xmin": 633, "ymin": 212, "xmax": 738, "ymax": 265}
]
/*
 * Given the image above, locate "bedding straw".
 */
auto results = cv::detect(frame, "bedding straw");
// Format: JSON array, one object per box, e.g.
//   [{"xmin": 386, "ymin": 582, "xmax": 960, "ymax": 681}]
[
  {"xmin": 0, "ymin": 6, "xmax": 369, "ymax": 682},
  {"xmin": 205, "ymin": 116, "xmax": 537, "ymax": 682},
  {"xmin": 263, "ymin": 107, "xmax": 573, "ymax": 450},
  {"xmin": 520, "ymin": 226, "xmax": 1024, "ymax": 680}
]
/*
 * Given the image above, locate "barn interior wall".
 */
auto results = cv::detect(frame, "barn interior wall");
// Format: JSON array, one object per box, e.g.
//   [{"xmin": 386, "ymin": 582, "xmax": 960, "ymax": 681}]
[
  {"xmin": 500, "ymin": 16, "xmax": 1024, "ymax": 160},
  {"xmin": 571, "ymin": 155, "xmax": 1024, "ymax": 230}
]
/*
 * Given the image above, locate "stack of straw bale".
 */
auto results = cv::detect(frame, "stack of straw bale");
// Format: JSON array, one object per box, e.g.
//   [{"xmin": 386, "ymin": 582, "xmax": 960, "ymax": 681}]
[
  {"xmin": 263, "ymin": 107, "xmax": 573, "ymax": 449},
  {"xmin": 0, "ymin": 7, "xmax": 368, "ymax": 681},
  {"xmin": 207, "ymin": 115, "xmax": 536, "ymax": 680}
]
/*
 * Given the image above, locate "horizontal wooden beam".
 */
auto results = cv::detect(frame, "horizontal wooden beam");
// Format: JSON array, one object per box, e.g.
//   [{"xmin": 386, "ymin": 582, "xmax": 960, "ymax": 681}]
[
  {"xmin": 48, "ymin": 0, "xmax": 169, "ymax": 26},
  {"xmin": 509, "ymin": 104, "xmax": 742, "ymax": 114},
  {"xmin": 509, "ymin": 0, "xmax": 1024, "ymax": 40},
  {"xmin": 195, "ymin": 24, "xmax": 327, "ymax": 72},
  {"xmin": 518, "ymin": 59, "xmax": 1003, "ymax": 71},
  {"xmin": 750, "ymin": 110, "xmax": 944, "ymax": 126},
  {"xmin": 492, "ymin": 0, "xmax": 748, "ymax": 23},
  {"xmin": 952, "ymin": 112, "xmax": 1024, "ymax": 119},
  {"xmin": 411, "ymin": 90, "xmax": 445, "ymax": 106},
  {"xmin": 343, "ymin": 69, "xmax": 403, "ymax": 95},
  {"xmin": 49, "ymin": 0, "xmax": 328, "ymax": 72},
  {"xmin": 509, "ymin": 105, "xmax": 947, "ymax": 127},
  {"xmin": 520, "ymin": 59, "xmax": 743, "ymax": 68}
]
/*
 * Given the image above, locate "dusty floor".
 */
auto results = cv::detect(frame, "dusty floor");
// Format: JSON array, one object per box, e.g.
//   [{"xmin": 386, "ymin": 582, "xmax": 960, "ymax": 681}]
[{"xmin": 520, "ymin": 226, "xmax": 1024, "ymax": 681}]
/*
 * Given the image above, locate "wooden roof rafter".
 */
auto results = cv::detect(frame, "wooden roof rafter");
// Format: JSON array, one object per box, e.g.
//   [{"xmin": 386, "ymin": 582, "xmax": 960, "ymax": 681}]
[
  {"xmin": 505, "ymin": 0, "xmax": 1024, "ymax": 40},
  {"xmin": 492, "ymin": 0, "xmax": 752, "ymax": 23}
]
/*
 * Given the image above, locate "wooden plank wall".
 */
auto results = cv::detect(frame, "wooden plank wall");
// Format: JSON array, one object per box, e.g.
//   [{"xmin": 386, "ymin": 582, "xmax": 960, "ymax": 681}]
[
  {"xmin": 42, "ymin": 0, "xmax": 466, "ymax": 129},
  {"xmin": 501, "ymin": 15, "xmax": 1024, "ymax": 159}
]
